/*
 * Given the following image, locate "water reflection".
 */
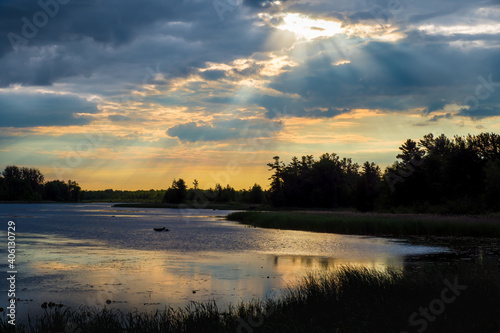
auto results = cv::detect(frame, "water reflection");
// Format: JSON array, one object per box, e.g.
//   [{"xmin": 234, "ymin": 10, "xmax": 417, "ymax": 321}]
[
  {"xmin": 11, "ymin": 233, "xmax": 408, "ymax": 319},
  {"xmin": 269, "ymin": 255, "xmax": 403, "ymax": 276},
  {"xmin": 0, "ymin": 203, "xmax": 446, "ymax": 320}
]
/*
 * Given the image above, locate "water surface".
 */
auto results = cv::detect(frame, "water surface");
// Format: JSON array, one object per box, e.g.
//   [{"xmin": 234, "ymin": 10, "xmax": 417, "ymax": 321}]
[{"xmin": 0, "ymin": 203, "xmax": 447, "ymax": 318}]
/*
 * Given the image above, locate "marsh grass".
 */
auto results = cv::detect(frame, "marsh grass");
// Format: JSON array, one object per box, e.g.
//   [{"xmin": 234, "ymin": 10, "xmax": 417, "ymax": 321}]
[
  {"xmin": 2, "ymin": 261, "xmax": 499, "ymax": 332},
  {"xmin": 226, "ymin": 211, "xmax": 500, "ymax": 237}
]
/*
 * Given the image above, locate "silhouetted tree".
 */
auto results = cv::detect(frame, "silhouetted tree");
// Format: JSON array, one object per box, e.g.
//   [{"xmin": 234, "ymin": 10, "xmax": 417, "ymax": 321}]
[
  {"xmin": 68, "ymin": 180, "xmax": 82, "ymax": 202},
  {"xmin": 267, "ymin": 156, "xmax": 286, "ymax": 206},
  {"xmin": 1, "ymin": 165, "xmax": 44, "ymax": 200},
  {"xmin": 356, "ymin": 162, "xmax": 381, "ymax": 211},
  {"xmin": 163, "ymin": 178, "xmax": 187, "ymax": 204},
  {"xmin": 44, "ymin": 180, "xmax": 70, "ymax": 201},
  {"xmin": 382, "ymin": 132, "xmax": 500, "ymax": 213},
  {"xmin": 248, "ymin": 184, "xmax": 265, "ymax": 204},
  {"xmin": 267, "ymin": 154, "xmax": 361, "ymax": 208}
]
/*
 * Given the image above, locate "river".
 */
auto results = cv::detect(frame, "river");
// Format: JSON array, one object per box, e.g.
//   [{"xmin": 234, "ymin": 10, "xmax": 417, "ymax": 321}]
[{"xmin": 0, "ymin": 203, "xmax": 447, "ymax": 320}]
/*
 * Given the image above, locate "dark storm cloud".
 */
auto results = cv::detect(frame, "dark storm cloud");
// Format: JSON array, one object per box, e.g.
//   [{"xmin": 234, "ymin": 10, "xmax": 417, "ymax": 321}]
[
  {"xmin": 0, "ymin": 0, "xmax": 271, "ymax": 88},
  {"xmin": 425, "ymin": 100, "xmax": 447, "ymax": 113},
  {"xmin": 0, "ymin": 93, "xmax": 98, "ymax": 127},
  {"xmin": 0, "ymin": 0, "xmax": 214, "ymax": 51},
  {"xmin": 458, "ymin": 106, "xmax": 500, "ymax": 119}
]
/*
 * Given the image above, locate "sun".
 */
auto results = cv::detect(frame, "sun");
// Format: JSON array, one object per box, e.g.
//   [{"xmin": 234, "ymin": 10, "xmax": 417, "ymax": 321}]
[{"xmin": 277, "ymin": 13, "xmax": 343, "ymax": 40}]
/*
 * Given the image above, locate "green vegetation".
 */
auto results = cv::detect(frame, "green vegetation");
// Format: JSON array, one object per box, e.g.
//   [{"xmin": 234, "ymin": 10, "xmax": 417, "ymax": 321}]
[
  {"xmin": 227, "ymin": 211, "xmax": 500, "ymax": 237},
  {"xmin": 3, "ymin": 262, "xmax": 499, "ymax": 332}
]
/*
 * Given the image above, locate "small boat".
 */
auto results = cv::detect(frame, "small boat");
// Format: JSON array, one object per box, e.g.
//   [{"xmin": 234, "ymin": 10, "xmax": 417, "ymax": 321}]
[{"xmin": 153, "ymin": 227, "xmax": 168, "ymax": 232}]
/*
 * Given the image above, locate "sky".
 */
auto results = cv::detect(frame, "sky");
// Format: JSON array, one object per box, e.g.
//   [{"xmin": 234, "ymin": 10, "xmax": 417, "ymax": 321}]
[{"xmin": 1, "ymin": 0, "xmax": 500, "ymax": 190}]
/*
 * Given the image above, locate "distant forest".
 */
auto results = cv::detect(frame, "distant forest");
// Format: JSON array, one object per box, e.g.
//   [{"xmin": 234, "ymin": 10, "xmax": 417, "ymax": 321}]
[{"xmin": 1, "ymin": 132, "xmax": 499, "ymax": 214}]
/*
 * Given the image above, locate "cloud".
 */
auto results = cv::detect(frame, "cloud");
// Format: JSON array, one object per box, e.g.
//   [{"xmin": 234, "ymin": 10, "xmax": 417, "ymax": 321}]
[
  {"xmin": 0, "ymin": 92, "xmax": 99, "ymax": 127},
  {"xmin": 0, "ymin": 0, "xmax": 273, "ymax": 90},
  {"xmin": 243, "ymin": 0, "xmax": 284, "ymax": 8},
  {"xmin": 166, "ymin": 119, "xmax": 283, "ymax": 142},
  {"xmin": 458, "ymin": 106, "xmax": 500, "ymax": 119},
  {"xmin": 108, "ymin": 115, "xmax": 131, "ymax": 122},
  {"xmin": 250, "ymin": 34, "xmax": 500, "ymax": 118},
  {"xmin": 429, "ymin": 113, "xmax": 452, "ymax": 122},
  {"xmin": 199, "ymin": 70, "xmax": 227, "ymax": 81},
  {"xmin": 2, "ymin": 0, "xmax": 499, "ymax": 119}
]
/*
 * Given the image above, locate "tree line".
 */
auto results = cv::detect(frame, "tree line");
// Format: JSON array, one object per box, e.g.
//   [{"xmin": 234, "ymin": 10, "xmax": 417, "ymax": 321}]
[
  {"xmin": 3, "ymin": 132, "xmax": 499, "ymax": 213},
  {"xmin": 162, "ymin": 179, "xmax": 266, "ymax": 205},
  {"xmin": 0, "ymin": 165, "xmax": 266, "ymax": 204},
  {"xmin": 0, "ymin": 165, "xmax": 81, "ymax": 201},
  {"xmin": 267, "ymin": 132, "xmax": 500, "ymax": 213}
]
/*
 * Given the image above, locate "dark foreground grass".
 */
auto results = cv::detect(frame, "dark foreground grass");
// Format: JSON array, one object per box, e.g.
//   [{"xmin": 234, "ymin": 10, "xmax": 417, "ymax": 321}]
[
  {"xmin": 227, "ymin": 211, "xmax": 500, "ymax": 237},
  {"xmin": 2, "ymin": 261, "xmax": 499, "ymax": 333}
]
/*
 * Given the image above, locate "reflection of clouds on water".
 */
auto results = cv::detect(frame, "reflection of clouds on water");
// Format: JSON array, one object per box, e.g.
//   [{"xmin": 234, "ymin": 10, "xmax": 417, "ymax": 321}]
[{"xmin": 0, "ymin": 203, "xmax": 446, "ymax": 320}]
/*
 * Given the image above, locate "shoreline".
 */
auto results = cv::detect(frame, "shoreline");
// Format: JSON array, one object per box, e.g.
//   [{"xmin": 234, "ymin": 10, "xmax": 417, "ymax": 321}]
[
  {"xmin": 112, "ymin": 202, "xmax": 254, "ymax": 210},
  {"xmin": 226, "ymin": 211, "xmax": 500, "ymax": 238}
]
